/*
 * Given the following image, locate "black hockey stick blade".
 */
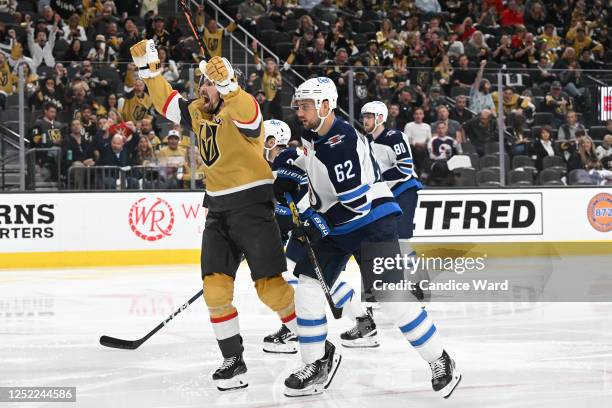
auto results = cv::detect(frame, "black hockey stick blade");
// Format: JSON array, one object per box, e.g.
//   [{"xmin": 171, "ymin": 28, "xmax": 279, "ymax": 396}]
[
  {"xmin": 326, "ymin": 291, "xmax": 344, "ymax": 319},
  {"xmin": 100, "ymin": 289, "xmax": 203, "ymax": 350},
  {"xmin": 99, "ymin": 335, "xmax": 143, "ymax": 350}
]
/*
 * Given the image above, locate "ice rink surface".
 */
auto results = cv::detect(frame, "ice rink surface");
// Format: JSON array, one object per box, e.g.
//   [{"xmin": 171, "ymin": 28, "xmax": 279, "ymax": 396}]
[{"xmin": 2, "ymin": 261, "xmax": 612, "ymax": 408}]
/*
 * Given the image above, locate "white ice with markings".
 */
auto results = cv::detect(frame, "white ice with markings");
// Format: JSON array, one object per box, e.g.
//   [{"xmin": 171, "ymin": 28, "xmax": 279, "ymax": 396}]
[{"xmin": 1, "ymin": 262, "xmax": 612, "ymax": 408}]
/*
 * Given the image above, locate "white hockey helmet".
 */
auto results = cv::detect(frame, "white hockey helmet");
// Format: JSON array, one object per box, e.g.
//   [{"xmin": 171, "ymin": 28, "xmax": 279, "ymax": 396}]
[
  {"xmin": 264, "ymin": 119, "xmax": 291, "ymax": 149},
  {"xmin": 293, "ymin": 77, "xmax": 338, "ymax": 132},
  {"xmin": 361, "ymin": 101, "xmax": 388, "ymax": 132},
  {"xmin": 293, "ymin": 77, "xmax": 338, "ymax": 111}
]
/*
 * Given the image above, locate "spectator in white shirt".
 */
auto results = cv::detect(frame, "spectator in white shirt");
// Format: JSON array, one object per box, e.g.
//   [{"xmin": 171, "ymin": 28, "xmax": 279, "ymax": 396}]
[
  {"xmin": 27, "ymin": 22, "xmax": 58, "ymax": 69},
  {"xmin": 404, "ymin": 107, "xmax": 431, "ymax": 173}
]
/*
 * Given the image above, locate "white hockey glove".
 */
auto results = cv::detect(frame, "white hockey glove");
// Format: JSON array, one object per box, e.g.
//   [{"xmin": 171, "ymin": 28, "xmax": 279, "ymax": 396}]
[
  {"xmin": 199, "ymin": 56, "xmax": 239, "ymax": 95},
  {"xmin": 130, "ymin": 39, "xmax": 161, "ymax": 79}
]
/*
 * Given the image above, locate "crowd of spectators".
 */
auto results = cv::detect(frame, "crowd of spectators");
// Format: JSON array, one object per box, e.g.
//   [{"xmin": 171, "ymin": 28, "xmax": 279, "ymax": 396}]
[
  {"xmin": 0, "ymin": 0, "xmax": 212, "ymax": 189},
  {"xmin": 223, "ymin": 0, "xmax": 612, "ymax": 185},
  {"xmin": 0, "ymin": 0, "xmax": 610, "ymax": 188}
]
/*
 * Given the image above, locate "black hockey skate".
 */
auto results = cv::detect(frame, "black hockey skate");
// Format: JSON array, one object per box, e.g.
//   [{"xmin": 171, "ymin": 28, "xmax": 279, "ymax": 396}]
[
  {"xmin": 284, "ymin": 341, "xmax": 342, "ymax": 397},
  {"xmin": 263, "ymin": 324, "xmax": 298, "ymax": 354},
  {"xmin": 212, "ymin": 355, "xmax": 248, "ymax": 391},
  {"xmin": 430, "ymin": 350, "xmax": 461, "ymax": 398},
  {"xmin": 340, "ymin": 313, "xmax": 379, "ymax": 348}
]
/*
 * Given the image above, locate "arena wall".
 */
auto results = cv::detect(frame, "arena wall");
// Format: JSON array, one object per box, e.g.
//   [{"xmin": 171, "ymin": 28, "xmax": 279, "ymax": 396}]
[{"xmin": 0, "ymin": 188, "xmax": 610, "ymax": 268}]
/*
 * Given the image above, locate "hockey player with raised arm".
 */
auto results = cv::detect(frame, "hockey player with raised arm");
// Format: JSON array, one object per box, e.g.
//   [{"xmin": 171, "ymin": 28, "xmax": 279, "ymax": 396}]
[
  {"xmin": 262, "ymin": 119, "xmax": 375, "ymax": 352},
  {"xmin": 129, "ymin": 39, "xmax": 298, "ymax": 391},
  {"xmin": 273, "ymin": 77, "xmax": 461, "ymax": 398}
]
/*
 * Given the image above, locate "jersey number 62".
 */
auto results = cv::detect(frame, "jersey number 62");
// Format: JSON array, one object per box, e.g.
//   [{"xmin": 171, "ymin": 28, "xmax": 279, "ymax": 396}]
[{"xmin": 334, "ymin": 160, "xmax": 355, "ymax": 183}]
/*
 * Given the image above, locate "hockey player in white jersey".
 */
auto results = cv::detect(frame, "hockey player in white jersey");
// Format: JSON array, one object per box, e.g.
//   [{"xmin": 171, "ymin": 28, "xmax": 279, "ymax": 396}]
[
  {"xmin": 360, "ymin": 101, "xmax": 423, "ymax": 238},
  {"xmin": 360, "ymin": 101, "xmax": 430, "ymax": 302},
  {"xmin": 274, "ymin": 77, "xmax": 461, "ymax": 398},
  {"xmin": 263, "ymin": 119, "xmax": 376, "ymax": 352}
]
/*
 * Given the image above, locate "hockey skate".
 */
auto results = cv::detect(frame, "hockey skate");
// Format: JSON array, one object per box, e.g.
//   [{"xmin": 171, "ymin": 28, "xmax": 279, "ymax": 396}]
[
  {"xmin": 212, "ymin": 355, "xmax": 248, "ymax": 391},
  {"xmin": 263, "ymin": 325, "xmax": 298, "ymax": 354},
  {"xmin": 430, "ymin": 350, "xmax": 461, "ymax": 398},
  {"xmin": 284, "ymin": 341, "xmax": 342, "ymax": 397},
  {"xmin": 340, "ymin": 313, "xmax": 379, "ymax": 348}
]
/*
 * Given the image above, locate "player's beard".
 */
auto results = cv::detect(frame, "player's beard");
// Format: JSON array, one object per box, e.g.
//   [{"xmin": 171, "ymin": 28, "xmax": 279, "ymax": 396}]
[{"xmin": 303, "ymin": 117, "xmax": 322, "ymax": 131}]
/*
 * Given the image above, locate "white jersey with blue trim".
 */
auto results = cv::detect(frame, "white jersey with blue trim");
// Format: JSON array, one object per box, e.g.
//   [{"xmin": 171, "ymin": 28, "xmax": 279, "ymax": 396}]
[
  {"xmin": 369, "ymin": 127, "xmax": 423, "ymax": 197},
  {"xmin": 293, "ymin": 118, "xmax": 400, "ymax": 235}
]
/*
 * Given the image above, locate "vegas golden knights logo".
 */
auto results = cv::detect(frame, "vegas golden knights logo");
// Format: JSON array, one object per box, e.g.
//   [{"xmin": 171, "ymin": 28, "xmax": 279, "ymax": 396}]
[
  {"xmin": 197, "ymin": 122, "xmax": 220, "ymax": 166},
  {"xmin": 207, "ymin": 38, "xmax": 219, "ymax": 53},
  {"xmin": 0, "ymin": 72, "xmax": 8, "ymax": 86},
  {"xmin": 133, "ymin": 105, "xmax": 148, "ymax": 121},
  {"xmin": 49, "ymin": 128, "xmax": 62, "ymax": 143}
]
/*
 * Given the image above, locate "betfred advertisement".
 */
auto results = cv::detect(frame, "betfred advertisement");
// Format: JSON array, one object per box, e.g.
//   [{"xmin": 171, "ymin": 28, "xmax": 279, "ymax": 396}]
[{"xmin": 413, "ymin": 192, "xmax": 543, "ymax": 238}]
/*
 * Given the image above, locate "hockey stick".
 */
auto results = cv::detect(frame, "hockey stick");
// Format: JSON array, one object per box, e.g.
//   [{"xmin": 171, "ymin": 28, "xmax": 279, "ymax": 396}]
[
  {"xmin": 285, "ymin": 193, "xmax": 343, "ymax": 319},
  {"xmin": 100, "ymin": 289, "xmax": 203, "ymax": 350},
  {"xmin": 178, "ymin": 0, "xmax": 210, "ymax": 58}
]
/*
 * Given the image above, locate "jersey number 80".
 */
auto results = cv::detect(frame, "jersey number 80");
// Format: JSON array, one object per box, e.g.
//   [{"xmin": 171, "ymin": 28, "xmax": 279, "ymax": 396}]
[{"xmin": 393, "ymin": 143, "xmax": 407, "ymax": 155}]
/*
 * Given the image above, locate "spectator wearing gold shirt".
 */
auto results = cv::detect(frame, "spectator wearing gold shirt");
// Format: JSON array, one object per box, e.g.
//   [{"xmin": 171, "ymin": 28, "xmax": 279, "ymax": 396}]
[
  {"xmin": 537, "ymin": 24, "xmax": 562, "ymax": 62},
  {"xmin": 491, "ymin": 86, "xmax": 534, "ymax": 127},
  {"xmin": 158, "ymin": 130, "xmax": 187, "ymax": 168},
  {"xmin": 158, "ymin": 130, "xmax": 187, "ymax": 189},
  {"xmin": 0, "ymin": 52, "xmax": 16, "ymax": 109},
  {"xmin": 253, "ymin": 44, "xmax": 283, "ymax": 120},
  {"xmin": 119, "ymin": 78, "xmax": 153, "ymax": 122},
  {"xmin": 567, "ymin": 26, "xmax": 604, "ymax": 58},
  {"xmin": 195, "ymin": 6, "xmax": 237, "ymax": 59}
]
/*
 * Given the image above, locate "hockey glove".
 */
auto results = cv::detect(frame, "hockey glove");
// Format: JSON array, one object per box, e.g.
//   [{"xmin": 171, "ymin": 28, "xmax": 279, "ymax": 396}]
[
  {"xmin": 199, "ymin": 56, "xmax": 238, "ymax": 95},
  {"xmin": 274, "ymin": 204, "xmax": 293, "ymax": 241},
  {"xmin": 293, "ymin": 211, "xmax": 330, "ymax": 245},
  {"xmin": 273, "ymin": 167, "xmax": 302, "ymax": 205},
  {"xmin": 130, "ymin": 39, "xmax": 161, "ymax": 79}
]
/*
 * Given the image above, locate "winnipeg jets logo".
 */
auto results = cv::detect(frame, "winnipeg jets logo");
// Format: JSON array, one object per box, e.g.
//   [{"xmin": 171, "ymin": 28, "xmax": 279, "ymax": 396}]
[{"xmin": 324, "ymin": 134, "xmax": 345, "ymax": 148}]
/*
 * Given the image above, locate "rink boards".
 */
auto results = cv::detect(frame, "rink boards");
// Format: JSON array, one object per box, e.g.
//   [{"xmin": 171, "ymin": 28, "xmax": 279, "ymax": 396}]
[{"xmin": 0, "ymin": 188, "xmax": 610, "ymax": 268}]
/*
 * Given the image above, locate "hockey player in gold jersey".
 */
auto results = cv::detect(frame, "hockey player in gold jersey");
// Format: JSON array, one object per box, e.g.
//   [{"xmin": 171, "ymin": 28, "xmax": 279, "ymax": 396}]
[{"xmin": 130, "ymin": 39, "xmax": 298, "ymax": 391}]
